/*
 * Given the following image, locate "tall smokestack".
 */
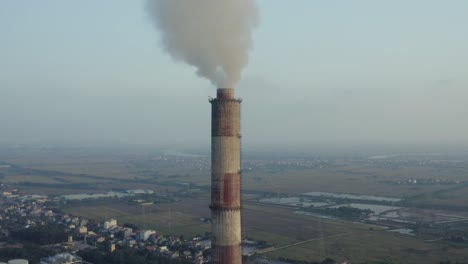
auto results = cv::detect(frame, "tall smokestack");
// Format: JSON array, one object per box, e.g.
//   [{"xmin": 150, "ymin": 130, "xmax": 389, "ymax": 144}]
[
  {"xmin": 210, "ymin": 88, "xmax": 242, "ymax": 264},
  {"xmin": 146, "ymin": 2, "xmax": 257, "ymax": 262}
]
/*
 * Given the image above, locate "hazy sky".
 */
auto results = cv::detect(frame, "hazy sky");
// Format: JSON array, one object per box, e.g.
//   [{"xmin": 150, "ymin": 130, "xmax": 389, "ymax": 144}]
[{"xmin": 1, "ymin": 0, "xmax": 467, "ymax": 148}]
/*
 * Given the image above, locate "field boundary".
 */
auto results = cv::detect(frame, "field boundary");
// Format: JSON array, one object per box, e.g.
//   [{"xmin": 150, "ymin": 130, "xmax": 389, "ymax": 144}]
[{"xmin": 256, "ymin": 232, "xmax": 352, "ymax": 254}]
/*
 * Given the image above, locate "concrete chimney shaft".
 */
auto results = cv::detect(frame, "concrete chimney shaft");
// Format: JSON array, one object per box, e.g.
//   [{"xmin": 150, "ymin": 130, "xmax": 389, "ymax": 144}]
[{"xmin": 210, "ymin": 88, "xmax": 242, "ymax": 264}]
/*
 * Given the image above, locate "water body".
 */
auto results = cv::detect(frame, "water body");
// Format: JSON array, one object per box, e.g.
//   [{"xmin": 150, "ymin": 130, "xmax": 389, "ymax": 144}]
[
  {"xmin": 260, "ymin": 197, "xmax": 301, "ymax": 204},
  {"xmin": 302, "ymin": 191, "xmax": 401, "ymax": 202},
  {"xmin": 58, "ymin": 189, "xmax": 154, "ymax": 201},
  {"xmin": 328, "ymin": 203, "xmax": 401, "ymax": 214},
  {"xmin": 388, "ymin": 228, "xmax": 414, "ymax": 236},
  {"xmin": 259, "ymin": 197, "xmax": 330, "ymax": 208}
]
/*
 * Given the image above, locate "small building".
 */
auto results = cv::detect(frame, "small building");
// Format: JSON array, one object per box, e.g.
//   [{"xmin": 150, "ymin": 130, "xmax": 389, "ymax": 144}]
[
  {"xmin": 40, "ymin": 253, "xmax": 82, "ymax": 264},
  {"xmin": 103, "ymin": 219, "xmax": 117, "ymax": 229},
  {"xmin": 8, "ymin": 260, "xmax": 29, "ymax": 264},
  {"xmin": 122, "ymin": 228, "xmax": 133, "ymax": 238},
  {"xmin": 77, "ymin": 226, "xmax": 87, "ymax": 234},
  {"xmin": 137, "ymin": 230, "xmax": 156, "ymax": 241},
  {"xmin": 109, "ymin": 243, "xmax": 116, "ymax": 252}
]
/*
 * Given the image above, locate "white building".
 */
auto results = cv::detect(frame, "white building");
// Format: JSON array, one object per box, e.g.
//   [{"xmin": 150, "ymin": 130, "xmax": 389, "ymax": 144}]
[
  {"xmin": 138, "ymin": 230, "xmax": 156, "ymax": 241},
  {"xmin": 8, "ymin": 260, "xmax": 29, "ymax": 264},
  {"xmin": 122, "ymin": 227, "xmax": 133, "ymax": 238},
  {"xmin": 40, "ymin": 253, "xmax": 82, "ymax": 264},
  {"xmin": 77, "ymin": 226, "xmax": 87, "ymax": 234},
  {"xmin": 103, "ymin": 218, "xmax": 117, "ymax": 229}
]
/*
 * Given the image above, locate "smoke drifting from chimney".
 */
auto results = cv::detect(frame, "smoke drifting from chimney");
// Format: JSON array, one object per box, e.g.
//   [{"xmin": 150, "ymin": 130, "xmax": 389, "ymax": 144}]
[{"xmin": 146, "ymin": 0, "xmax": 259, "ymax": 88}]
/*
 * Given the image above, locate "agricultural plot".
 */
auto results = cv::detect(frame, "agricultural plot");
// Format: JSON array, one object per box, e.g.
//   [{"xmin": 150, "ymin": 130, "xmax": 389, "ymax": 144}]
[{"xmin": 63, "ymin": 198, "xmax": 468, "ymax": 263}]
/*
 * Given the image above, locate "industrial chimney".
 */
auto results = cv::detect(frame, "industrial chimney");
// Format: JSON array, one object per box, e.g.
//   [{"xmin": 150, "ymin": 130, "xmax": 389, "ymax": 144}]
[{"xmin": 210, "ymin": 88, "xmax": 242, "ymax": 264}]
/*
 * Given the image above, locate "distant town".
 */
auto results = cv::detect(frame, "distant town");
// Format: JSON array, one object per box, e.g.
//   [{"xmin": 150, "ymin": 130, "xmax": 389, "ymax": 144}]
[{"xmin": 0, "ymin": 185, "xmax": 277, "ymax": 264}]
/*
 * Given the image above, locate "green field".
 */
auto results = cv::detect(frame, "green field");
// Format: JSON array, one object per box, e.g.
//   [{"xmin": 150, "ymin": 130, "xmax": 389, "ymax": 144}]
[
  {"xmin": 4, "ymin": 149, "xmax": 468, "ymax": 263},
  {"xmin": 63, "ymin": 198, "xmax": 468, "ymax": 264},
  {"xmin": 64, "ymin": 199, "xmax": 212, "ymax": 238}
]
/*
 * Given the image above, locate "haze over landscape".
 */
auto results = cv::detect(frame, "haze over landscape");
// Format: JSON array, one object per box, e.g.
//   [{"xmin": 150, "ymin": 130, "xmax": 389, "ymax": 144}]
[
  {"xmin": 1, "ymin": 0, "xmax": 467, "ymax": 148},
  {"xmin": 1, "ymin": 1, "xmax": 468, "ymax": 264}
]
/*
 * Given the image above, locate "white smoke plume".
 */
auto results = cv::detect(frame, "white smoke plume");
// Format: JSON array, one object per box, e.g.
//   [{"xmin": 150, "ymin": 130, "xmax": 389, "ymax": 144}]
[{"xmin": 146, "ymin": 0, "xmax": 259, "ymax": 88}]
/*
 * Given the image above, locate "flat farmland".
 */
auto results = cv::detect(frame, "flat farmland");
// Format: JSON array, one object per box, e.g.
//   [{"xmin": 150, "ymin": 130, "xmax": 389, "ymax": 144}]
[
  {"xmin": 14, "ymin": 160, "xmax": 211, "ymax": 186},
  {"xmin": 64, "ymin": 198, "xmax": 212, "ymax": 238},
  {"xmin": 4, "ymin": 149, "xmax": 468, "ymax": 263},
  {"xmin": 0, "ymin": 149, "xmax": 122, "ymax": 167},
  {"xmin": 3, "ymin": 150, "xmax": 465, "ymax": 202},
  {"xmin": 1, "ymin": 173, "xmax": 112, "ymax": 185},
  {"xmin": 408, "ymin": 185, "xmax": 468, "ymax": 209},
  {"xmin": 243, "ymin": 205, "xmax": 468, "ymax": 263},
  {"xmin": 434, "ymin": 185, "xmax": 468, "ymax": 207},
  {"xmin": 27, "ymin": 162, "xmax": 140, "ymax": 180},
  {"xmin": 264, "ymin": 232, "xmax": 468, "ymax": 264},
  {"xmin": 242, "ymin": 167, "xmax": 455, "ymax": 198},
  {"xmin": 63, "ymin": 198, "xmax": 468, "ymax": 263},
  {"xmin": 1, "ymin": 175, "xmax": 62, "ymax": 184}
]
